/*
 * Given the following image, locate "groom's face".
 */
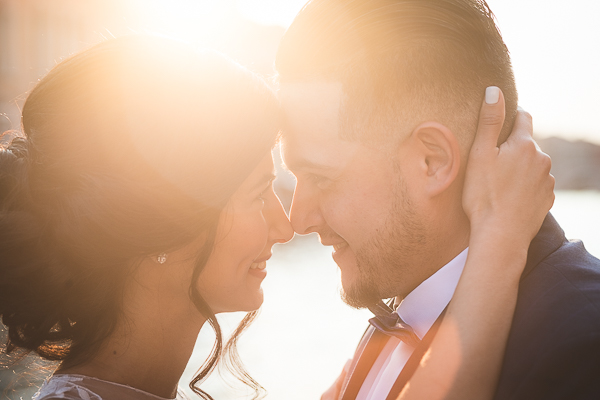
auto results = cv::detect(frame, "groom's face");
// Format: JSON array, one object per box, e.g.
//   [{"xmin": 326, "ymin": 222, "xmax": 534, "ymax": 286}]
[{"xmin": 281, "ymin": 82, "xmax": 429, "ymax": 306}]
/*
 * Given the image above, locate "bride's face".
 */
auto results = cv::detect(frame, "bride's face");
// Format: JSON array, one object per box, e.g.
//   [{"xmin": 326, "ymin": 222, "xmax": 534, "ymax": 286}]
[{"xmin": 196, "ymin": 153, "xmax": 294, "ymax": 313}]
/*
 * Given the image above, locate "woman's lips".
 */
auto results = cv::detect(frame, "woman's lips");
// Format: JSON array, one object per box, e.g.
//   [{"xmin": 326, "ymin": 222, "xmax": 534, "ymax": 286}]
[
  {"xmin": 248, "ymin": 256, "xmax": 269, "ymax": 278},
  {"xmin": 248, "ymin": 260, "xmax": 267, "ymax": 279},
  {"xmin": 249, "ymin": 261, "xmax": 267, "ymax": 270}
]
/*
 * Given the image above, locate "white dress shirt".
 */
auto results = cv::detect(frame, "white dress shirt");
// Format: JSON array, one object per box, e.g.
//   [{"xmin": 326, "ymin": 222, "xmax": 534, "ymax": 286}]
[{"xmin": 356, "ymin": 248, "xmax": 469, "ymax": 400}]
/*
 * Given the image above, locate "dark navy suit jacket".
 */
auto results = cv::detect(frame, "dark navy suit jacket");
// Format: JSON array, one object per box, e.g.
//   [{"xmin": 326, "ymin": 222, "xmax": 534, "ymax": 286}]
[
  {"xmin": 493, "ymin": 214, "xmax": 600, "ymax": 399},
  {"xmin": 340, "ymin": 214, "xmax": 600, "ymax": 400}
]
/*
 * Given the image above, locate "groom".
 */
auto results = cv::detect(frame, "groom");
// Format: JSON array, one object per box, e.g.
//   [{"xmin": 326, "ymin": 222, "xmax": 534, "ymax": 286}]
[{"xmin": 276, "ymin": 0, "xmax": 600, "ymax": 399}]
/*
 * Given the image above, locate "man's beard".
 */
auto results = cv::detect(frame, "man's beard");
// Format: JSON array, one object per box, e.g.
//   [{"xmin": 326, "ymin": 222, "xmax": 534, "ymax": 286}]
[{"xmin": 341, "ymin": 177, "xmax": 426, "ymax": 309}]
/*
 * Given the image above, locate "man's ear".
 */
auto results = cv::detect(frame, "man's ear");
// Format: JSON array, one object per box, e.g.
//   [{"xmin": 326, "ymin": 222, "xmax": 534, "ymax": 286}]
[{"xmin": 403, "ymin": 122, "xmax": 461, "ymax": 197}]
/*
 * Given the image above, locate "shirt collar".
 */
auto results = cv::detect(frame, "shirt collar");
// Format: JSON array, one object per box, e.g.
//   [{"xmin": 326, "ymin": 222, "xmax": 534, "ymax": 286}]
[{"xmin": 395, "ymin": 248, "xmax": 469, "ymax": 339}]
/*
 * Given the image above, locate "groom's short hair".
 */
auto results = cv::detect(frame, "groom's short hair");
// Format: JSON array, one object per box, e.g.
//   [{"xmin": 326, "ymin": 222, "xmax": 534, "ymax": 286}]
[{"xmin": 276, "ymin": 0, "xmax": 517, "ymax": 149}]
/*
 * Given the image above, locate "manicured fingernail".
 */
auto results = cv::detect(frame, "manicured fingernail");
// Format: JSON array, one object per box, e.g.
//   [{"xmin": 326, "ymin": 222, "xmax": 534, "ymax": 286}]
[
  {"xmin": 517, "ymin": 106, "xmax": 525, "ymax": 112},
  {"xmin": 485, "ymin": 86, "xmax": 500, "ymax": 104}
]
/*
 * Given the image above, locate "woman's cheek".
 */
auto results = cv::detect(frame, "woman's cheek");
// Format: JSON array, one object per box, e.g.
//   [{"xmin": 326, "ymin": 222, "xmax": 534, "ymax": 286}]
[{"xmin": 244, "ymin": 209, "xmax": 270, "ymax": 246}]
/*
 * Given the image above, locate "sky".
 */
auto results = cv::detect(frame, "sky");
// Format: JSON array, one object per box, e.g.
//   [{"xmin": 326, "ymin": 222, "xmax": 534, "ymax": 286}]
[
  {"xmin": 237, "ymin": 0, "xmax": 600, "ymax": 144},
  {"xmin": 136, "ymin": 0, "xmax": 600, "ymax": 144}
]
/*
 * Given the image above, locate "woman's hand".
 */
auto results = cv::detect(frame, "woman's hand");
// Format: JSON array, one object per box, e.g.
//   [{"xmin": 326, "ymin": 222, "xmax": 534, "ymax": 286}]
[
  {"xmin": 398, "ymin": 88, "xmax": 555, "ymax": 400},
  {"xmin": 462, "ymin": 87, "xmax": 555, "ymax": 248}
]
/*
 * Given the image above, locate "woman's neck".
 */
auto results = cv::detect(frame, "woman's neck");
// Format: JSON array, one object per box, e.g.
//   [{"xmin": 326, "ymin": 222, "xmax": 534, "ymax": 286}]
[{"xmin": 59, "ymin": 277, "xmax": 207, "ymax": 398}]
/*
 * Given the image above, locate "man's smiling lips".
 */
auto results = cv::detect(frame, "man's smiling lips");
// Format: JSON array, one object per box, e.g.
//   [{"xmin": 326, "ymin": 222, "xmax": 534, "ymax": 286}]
[
  {"xmin": 318, "ymin": 233, "xmax": 351, "ymax": 258},
  {"xmin": 330, "ymin": 241, "xmax": 352, "ymax": 266},
  {"xmin": 332, "ymin": 242, "xmax": 349, "ymax": 252},
  {"xmin": 321, "ymin": 238, "xmax": 350, "ymax": 254}
]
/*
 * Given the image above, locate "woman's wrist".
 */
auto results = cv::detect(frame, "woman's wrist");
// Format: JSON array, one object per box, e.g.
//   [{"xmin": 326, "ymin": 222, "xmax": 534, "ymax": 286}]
[
  {"xmin": 467, "ymin": 226, "xmax": 531, "ymax": 275},
  {"xmin": 469, "ymin": 216, "xmax": 536, "ymax": 250}
]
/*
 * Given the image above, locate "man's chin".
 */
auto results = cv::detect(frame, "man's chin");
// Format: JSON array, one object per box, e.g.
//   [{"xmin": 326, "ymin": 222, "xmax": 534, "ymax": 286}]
[{"xmin": 339, "ymin": 281, "xmax": 381, "ymax": 310}]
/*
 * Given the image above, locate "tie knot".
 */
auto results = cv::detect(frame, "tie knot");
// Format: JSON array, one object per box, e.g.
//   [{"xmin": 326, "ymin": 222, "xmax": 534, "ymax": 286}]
[
  {"xmin": 368, "ymin": 301, "xmax": 399, "ymax": 326},
  {"xmin": 368, "ymin": 301, "xmax": 421, "ymax": 347}
]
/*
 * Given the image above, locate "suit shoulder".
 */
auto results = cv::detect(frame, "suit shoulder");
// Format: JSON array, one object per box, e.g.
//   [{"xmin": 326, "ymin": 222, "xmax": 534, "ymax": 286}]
[
  {"xmin": 495, "ymin": 241, "xmax": 600, "ymax": 399},
  {"xmin": 519, "ymin": 239, "xmax": 600, "ymax": 322}
]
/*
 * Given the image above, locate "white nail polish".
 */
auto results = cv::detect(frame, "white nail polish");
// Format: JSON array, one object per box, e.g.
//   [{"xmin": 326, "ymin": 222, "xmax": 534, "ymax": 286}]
[{"xmin": 485, "ymin": 86, "xmax": 500, "ymax": 104}]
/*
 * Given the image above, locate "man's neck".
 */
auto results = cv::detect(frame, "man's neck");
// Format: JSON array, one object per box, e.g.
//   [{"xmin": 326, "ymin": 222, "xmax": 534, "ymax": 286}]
[{"xmin": 402, "ymin": 210, "xmax": 471, "ymax": 298}]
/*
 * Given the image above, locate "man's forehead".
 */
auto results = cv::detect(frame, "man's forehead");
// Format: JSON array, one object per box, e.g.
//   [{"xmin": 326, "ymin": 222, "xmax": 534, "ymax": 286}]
[
  {"xmin": 280, "ymin": 81, "xmax": 343, "ymax": 140},
  {"xmin": 280, "ymin": 81, "xmax": 343, "ymax": 103},
  {"xmin": 279, "ymin": 81, "xmax": 364, "ymax": 172}
]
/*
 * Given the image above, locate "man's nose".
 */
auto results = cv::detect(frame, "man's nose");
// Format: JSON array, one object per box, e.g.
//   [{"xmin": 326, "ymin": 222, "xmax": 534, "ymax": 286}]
[
  {"xmin": 265, "ymin": 193, "xmax": 294, "ymax": 244},
  {"xmin": 289, "ymin": 182, "xmax": 323, "ymax": 235}
]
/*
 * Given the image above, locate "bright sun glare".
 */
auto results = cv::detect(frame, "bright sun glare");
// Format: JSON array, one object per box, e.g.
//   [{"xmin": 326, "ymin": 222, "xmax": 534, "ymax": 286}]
[
  {"xmin": 126, "ymin": 0, "xmax": 600, "ymax": 143},
  {"xmin": 125, "ymin": 0, "xmax": 241, "ymax": 45}
]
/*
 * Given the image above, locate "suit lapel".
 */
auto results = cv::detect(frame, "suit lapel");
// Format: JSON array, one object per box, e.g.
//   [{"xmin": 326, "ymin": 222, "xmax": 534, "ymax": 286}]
[
  {"xmin": 340, "ymin": 309, "xmax": 446, "ymax": 400},
  {"xmin": 340, "ymin": 326, "xmax": 390, "ymax": 400}
]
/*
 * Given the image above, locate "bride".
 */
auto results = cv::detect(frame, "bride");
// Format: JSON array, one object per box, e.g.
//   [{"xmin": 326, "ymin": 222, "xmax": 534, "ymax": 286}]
[{"xmin": 0, "ymin": 35, "xmax": 552, "ymax": 400}]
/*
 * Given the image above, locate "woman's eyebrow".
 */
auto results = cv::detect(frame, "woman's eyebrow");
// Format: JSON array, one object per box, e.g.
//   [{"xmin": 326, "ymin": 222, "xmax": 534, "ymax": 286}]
[
  {"xmin": 250, "ymin": 173, "xmax": 276, "ymax": 191},
  {"xmin": 283, "ymin": 158, "xmax": 336, "ymax": 173}
]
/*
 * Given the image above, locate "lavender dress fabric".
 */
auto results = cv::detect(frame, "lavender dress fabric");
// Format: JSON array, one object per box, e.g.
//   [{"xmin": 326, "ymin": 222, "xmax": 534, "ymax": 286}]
[{"xmin": 34, "ymin": 374, "xmax": 190, "ymax": 400}]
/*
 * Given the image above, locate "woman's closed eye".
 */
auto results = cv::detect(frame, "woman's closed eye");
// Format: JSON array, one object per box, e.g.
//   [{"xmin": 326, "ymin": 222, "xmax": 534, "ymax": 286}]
[
  {"xmin": 256, "ymin": 188, "xmax": 268, "ymax": 203},
  {"xmin": 256, "ymin": 180, "xmax": 276, "ymax": 203}
]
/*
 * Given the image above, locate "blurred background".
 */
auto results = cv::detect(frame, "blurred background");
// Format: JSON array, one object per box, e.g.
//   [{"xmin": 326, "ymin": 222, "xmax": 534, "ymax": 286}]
[{"xmin": 0, "ymin": 0, "xmax": 598, "ymax": 399}]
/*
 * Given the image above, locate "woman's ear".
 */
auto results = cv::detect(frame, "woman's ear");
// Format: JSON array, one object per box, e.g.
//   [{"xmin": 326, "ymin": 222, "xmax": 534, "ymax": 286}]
[{"xmin": 404, "ymin": 121, "xmax": 462, "ymax": 197}]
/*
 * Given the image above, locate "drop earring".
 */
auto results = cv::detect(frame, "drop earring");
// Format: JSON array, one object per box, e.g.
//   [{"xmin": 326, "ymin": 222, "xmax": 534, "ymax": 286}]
[{"xmin": 155, "ymin": 253, "xmax": 168, "ymax": 264}]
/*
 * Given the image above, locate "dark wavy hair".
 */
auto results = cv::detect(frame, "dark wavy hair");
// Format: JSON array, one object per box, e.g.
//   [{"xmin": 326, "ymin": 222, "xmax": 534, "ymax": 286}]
[{"xmin": 0, "ymin": 35, "xmax": 280, "ymax": 399}]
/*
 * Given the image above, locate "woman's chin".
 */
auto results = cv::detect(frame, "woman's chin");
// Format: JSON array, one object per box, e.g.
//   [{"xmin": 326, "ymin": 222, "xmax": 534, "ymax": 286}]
[
  {"xmin": 212, "ymin": 290, "xmax": 264, "ymax": 314},
  {"xmin": 239, "ymin": 293, "xmax": 264, "ymax": 312}
]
